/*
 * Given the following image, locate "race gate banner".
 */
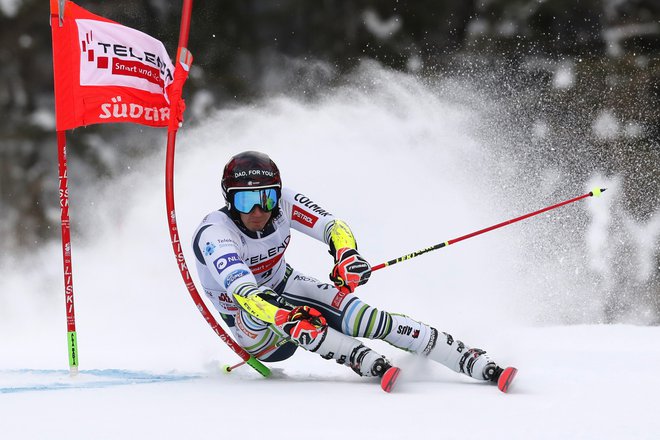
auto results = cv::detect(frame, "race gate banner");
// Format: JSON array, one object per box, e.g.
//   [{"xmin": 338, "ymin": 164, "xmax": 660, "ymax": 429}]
[{"xmin": 51, "ymin": 1, "xmax": 176, "ymax": 130}]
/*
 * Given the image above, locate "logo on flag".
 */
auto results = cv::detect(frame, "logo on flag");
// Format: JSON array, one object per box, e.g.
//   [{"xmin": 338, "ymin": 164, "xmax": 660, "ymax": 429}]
[
  {"xmin": 51, "ymin": 2, "xmax": 189, "ymax": 130},
  {"xmin": 77, "ymin": 20, "xmax": 173, "ymax": 95}
]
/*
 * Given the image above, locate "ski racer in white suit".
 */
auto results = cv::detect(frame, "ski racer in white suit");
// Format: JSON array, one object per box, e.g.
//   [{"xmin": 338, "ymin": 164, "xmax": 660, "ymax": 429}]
[{"xmin": 192, "ymin": 151, "xmax": 509, "ymax": 387}]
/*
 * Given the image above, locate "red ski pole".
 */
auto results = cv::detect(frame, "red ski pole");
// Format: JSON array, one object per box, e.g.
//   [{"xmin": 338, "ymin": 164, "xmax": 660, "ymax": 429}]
[{"xmin": 372, "ymin": 188, "xmax": 606, "ymax": 272}]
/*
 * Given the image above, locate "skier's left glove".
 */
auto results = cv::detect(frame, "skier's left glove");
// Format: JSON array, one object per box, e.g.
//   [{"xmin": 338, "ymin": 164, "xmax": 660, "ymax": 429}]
[
  {"xmin": 330, "ymin": 247, "xmax": 371, "ymax": 293},
  {"xmin": 274, "ymin": 306, "xmax": 328, "ymax": 346}
]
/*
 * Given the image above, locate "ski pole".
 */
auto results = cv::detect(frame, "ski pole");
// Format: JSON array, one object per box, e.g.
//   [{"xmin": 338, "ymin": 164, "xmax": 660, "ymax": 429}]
[
  {"xmin": 371, "ymin": 187, "xmax": 606, "ymax": 272},
  {"xmin": 223, "ymin": 336, "xmax": 291, "ymax": 372}
]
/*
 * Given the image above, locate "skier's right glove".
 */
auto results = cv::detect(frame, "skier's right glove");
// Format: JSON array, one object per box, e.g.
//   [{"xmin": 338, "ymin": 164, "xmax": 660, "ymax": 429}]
[{"xmin": 274, "ymin": 306, "xmax": 327, "ymax": 346}]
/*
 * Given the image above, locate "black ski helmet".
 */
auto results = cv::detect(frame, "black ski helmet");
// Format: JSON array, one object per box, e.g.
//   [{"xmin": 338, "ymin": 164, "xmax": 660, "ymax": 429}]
[{"xmin": 221, "ymin": 151, "xmax": 282, "ymax": 211}]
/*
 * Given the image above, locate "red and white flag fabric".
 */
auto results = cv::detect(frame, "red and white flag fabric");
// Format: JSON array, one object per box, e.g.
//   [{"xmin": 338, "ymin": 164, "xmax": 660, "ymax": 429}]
[{"xmin": 50, "ymin": 1, "xmax": 188, "ymax": 131}]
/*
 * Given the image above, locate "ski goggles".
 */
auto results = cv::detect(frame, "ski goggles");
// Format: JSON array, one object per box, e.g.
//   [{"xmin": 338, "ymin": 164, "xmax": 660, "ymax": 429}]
[{"xmin": 232, "ymin": 188, "xmax": 279, "ymax": 214}]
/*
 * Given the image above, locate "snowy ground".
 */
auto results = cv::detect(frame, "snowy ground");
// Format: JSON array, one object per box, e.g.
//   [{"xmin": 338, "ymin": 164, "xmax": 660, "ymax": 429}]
[
  {"xmin": 2, "ymin": 65, "xmax": 658, "ymax": 439},
  {"xmin": 3, "ymin": 326, "xmax": 659, "ymax": 439}
]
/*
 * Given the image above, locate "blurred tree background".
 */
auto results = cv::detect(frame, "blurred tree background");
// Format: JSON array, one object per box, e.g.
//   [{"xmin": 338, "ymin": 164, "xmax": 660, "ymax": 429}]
[{"xmin": 1, "ymin": 0, "xmax": 658, "ymax": 320}]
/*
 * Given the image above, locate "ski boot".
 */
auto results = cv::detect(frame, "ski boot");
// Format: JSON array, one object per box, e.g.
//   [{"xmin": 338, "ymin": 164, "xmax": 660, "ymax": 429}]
[{"xmin": 349, "ymin": 345, "xmax": 401, "ymax": 393}]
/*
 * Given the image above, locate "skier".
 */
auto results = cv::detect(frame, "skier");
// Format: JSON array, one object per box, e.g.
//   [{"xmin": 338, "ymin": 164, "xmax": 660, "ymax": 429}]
[{"xmin": 192, "ymin": 151, "xmax": 516, "ymax": 392}]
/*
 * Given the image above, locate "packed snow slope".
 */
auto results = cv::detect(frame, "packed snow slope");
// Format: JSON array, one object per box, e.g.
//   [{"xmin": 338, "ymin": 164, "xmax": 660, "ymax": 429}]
[
  {"xmin": 2, "ymin": 326, "xmax": 659, "ymax": 439},
  {"xmin": 1, "ymin": 64, "xmax": 658, "ymax": 439}
]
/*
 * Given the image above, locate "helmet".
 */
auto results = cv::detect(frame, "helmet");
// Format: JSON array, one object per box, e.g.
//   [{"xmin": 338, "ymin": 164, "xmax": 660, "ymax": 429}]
[{"xmin": 221, "ymin": 151, "xmax": 282, "ymax": 211}]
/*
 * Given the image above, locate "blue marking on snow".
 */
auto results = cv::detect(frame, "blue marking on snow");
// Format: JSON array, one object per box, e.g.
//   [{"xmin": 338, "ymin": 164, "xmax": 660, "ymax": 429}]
[{"xmin": 0, "ymin": 369, "xmax": 201, "ymax": 394}]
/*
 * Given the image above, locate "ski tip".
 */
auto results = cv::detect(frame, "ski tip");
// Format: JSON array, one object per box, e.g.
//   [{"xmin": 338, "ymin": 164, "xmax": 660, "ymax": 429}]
[
  {"xmin": 380, "ymin": 366, "xmax": 401, "ymax": 393},
  {"xmin": 497, "ymin": 366, "xmax": 518, "ymax": 393}
]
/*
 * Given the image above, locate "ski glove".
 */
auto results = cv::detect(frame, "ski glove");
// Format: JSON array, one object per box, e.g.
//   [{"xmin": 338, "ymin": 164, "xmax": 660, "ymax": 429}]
[
  {"xmin": 274, "ymin": 306, "xmax": 327, "ymax": 346},
  {"xmin": 330, "ymin": 247, "xmax": 371, "ymax": 294}
]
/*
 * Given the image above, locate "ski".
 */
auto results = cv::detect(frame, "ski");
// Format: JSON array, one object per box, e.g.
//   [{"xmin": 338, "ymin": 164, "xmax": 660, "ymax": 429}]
[
  {"xmin": 497, "ymin": 367, "xmax": 517, "ymax": 393},
  {"xmin": 380, "ymin": 366, "xmax": 401, "ymax": 393}
]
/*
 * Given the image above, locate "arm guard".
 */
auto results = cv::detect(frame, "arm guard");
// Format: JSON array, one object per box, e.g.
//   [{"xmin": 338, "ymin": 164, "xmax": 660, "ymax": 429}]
[
  {"xmin": 326, "ymin": 219, "xmax": 358, "ymax": 257},
  {"xmin": 232, "ymin": 284, "xmax": 280, "ymax": 324}
]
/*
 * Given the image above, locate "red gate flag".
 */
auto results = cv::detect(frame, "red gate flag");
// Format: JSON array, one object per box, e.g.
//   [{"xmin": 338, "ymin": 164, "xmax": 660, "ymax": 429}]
[{"xmin": 51, "ymin": 1, "xmax": 183, "ymax": 131}]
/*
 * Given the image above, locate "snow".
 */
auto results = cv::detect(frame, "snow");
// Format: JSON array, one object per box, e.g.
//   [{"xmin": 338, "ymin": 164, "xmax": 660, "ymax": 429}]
[
  {"xmin": 624, "ymin": 121, "xmax": 644, "ymax": 139},
  {"xmin": 363, "ymin": 8, "xmax": 402, "ymax": 40},
  {"xmin": 552, "ymin": 62, "xmax": 575, "ymax": 90},
  {"xmin": 466, "ymin": 18, "xmax": 490, "ymax": 38},
  {"xmin": 532, "ymin": 120, "xmax": 550, "ymax": 139},
  {"xmin": 603, "ymin": 22, "xmax": 660, "ymax": 57},
  {"xmin": 592, "ymin": 109, "xmax": 620, "ymax": 140},
  {"xmin": 3, "ymin": 326, "xmax": 660, "ymax": 439},
  {"xmin": 406, "ymin": 53, "xmax": 423, "ymax": 73},
  {"xmin": 2, "ymin": 63, "xmax": 659, "ymax": 439},
  {"xmin": 0, "ymin": 0, "xmax": 21, "ymax": 17},
  {"xmin": 29, "ymin": 108, "xmax": 56, "ymax": 130}
]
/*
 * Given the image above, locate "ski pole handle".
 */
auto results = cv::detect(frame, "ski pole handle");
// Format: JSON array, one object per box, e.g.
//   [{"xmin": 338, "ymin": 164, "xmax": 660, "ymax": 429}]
[{"xmin": 372, "ymin": 187, "xmax": 606, "ymax": 272}]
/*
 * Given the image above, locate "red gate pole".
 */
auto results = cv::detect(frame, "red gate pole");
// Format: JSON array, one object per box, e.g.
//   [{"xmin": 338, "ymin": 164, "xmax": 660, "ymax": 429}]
[
  {"xmin": 164, "ymin": 0, "xmax": 270, "ymax": 377},
  {"xmin": 57, "ymin": 130, "xmax": 79, "ymax": 376},
  {"xmin": 52, "ymin": 0, "xmax": 79, "ymax": 376}
]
